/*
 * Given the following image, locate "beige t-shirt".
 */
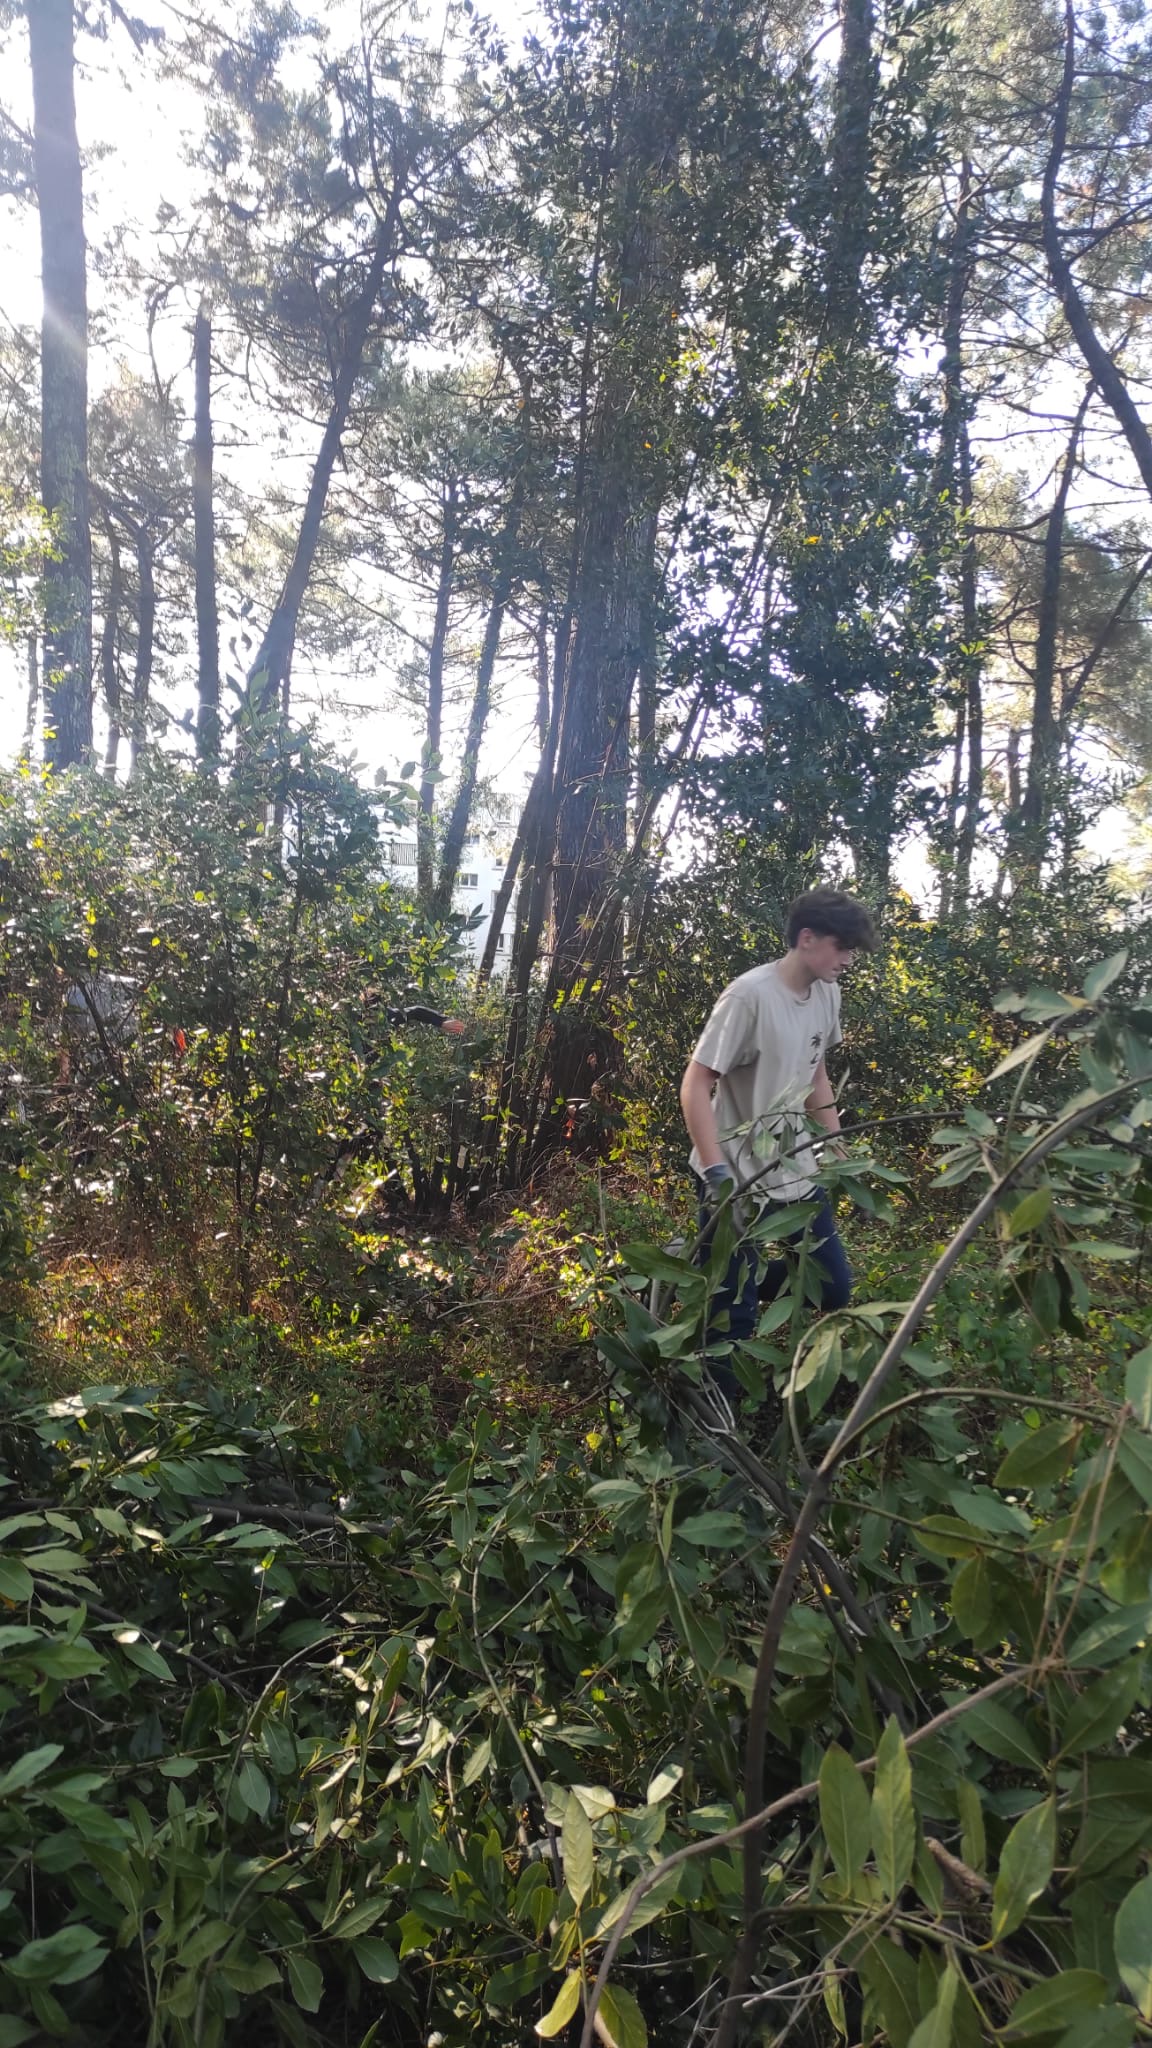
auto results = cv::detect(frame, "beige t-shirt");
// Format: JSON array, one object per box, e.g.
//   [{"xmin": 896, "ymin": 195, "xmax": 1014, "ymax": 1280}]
[{"xmin": 689, "ymin": 963, "xmax": 842, "ymax": 1201}]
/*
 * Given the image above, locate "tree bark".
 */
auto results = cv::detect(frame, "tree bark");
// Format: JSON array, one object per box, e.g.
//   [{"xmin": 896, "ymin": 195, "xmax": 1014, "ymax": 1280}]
[
  {"xmin": 127, "ymin": 520, "xmax": 155, "ymax": 777},
  {"xmin": 245, "ymin": 190, "xmax": 403, "ymax": 726},
  {"xmin": 1020, "ymin": 382, "xmax": 1092, "ymax": 860},
  {"xmin": 22, "ymin": 634, "xmax": 38, "ymax": 760},
  {"xmin": 1042, "ymin": 0, "xmax": 1152, "ymax": 504},
  {"xmin": 28, "ymin": 0, "xmax": 92, "ymax": 768},
  {"xmin": 951, "ymin": 421, "xmax": 982, "ymax": 921},
  {"xmin": 193, "ymin": 296, "xmax": 221, "ymax": 762},
  {"xmin": 431, "ymin": 473, "xmax": 525, "ymax": 920},
  {"xmin": 98, "ymin": 512, "xmax": 123, "ymax": 778},
  {"xmin": 824, "ymin": 0, "xmax": 877, "ymax": 343},
  {"xmin": 418, "ymin": 480, "xmax": 458, "ymax": 907}
]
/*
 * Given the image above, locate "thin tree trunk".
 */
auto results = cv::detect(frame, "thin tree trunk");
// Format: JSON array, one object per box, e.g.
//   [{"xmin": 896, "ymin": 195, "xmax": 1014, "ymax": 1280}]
[
  {"xmin": 1042, "ymin": 0, "xmax": 1152, "ymax": 505},
  {"xmin": 938, "ymin": 694, "xmax": 965, "ymax": 922},
  {"xmin": 952, "ymin": 422, "xmax": 982, "ymax": 920},
  {"xmin": 99, "ymin": 513, "xmax": 123, "ymax": 778},
  {"xmin": 431, "ymin": 474, "xmax": 525, "ymax": 920},
  {"xmin": 127, "ymin": 522, "xmax": 155, "ymax": 777},
  {"xmin": 28, "ymin": 0, "xmax": 92, "ymax": 768},
  {"xmin": 418, "ymin": 480, "xmax": 458, "ymax": 907},
  {"xmin": 193, "ymin": 296, "xmax": 221, "ymax": 762},
  {"xmin": 245, "ymin": 189, "xmax": 403, "ymax": 725},
  {"xmin": 534, "ymin": 607, "xmax": 551, "ymax": 747},
  {"xmin": 1020, "ymin": 382, "xmax": 1092, "ymax": 861},
  {"xmin": 21, "ymin": 634, "xmax": 38, "ymax": 760}
]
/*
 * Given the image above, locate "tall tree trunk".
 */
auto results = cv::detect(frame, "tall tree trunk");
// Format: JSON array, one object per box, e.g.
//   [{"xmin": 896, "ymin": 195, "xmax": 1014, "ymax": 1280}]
[
  {"xmin": 938, "ymin": 694, "xmax": 965, "ymax": 923},
  {"xmin": 951, "ymin": 422, "xmax": 982, "ymax": 920},
  {"xmin": 99, "ymin": 512, "xmax": 123, "ymax": 778},
  {"xmin": 823, "ymin": 0, "xmax": 877, "ymax": 344},
  {"xmin": 431, "ymin": 475, "xmax": 525, "ymax": 921},
  {"xmin": 245, "ymin": 192, "xmax": 402, "ymax": 725},
  {"xmin": 534, "ymin": 607, "xmax": 551, "ymax": 748},
  {"xmin": 21, "ymin": 634, "xmax": 38, "ymax": 761},
  {"xmin": 28, "ymin": 0, "xmax": 92, "ymax": 768},
  {"xmin": 193, "ymin": 297, "xmax": 221, "ymax": 762},
  {"xmin": 1019, "ymin": 382, "xmax": 1092, "ymax": 865},
  {"xmin": 418, "ymin": 480, "xmax": 458, "ymax": 907},
  {"xmin": 1042, "ymin": 0, "xmax": 1152, "ymax": 505},
  {"xmin": 127, "ymin": 522, "xmax": 155, "ymax": 777}
]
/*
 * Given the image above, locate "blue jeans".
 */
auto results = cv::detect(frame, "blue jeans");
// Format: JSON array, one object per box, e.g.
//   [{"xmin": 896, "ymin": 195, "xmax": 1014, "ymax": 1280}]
[{"xmin": 695, "ymin": 1185, "xmax": 853, "ymax": 1360}]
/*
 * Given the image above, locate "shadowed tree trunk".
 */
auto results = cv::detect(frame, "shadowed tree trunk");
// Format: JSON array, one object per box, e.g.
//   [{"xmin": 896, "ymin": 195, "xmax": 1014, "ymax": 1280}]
[
  {"xmin": 193, "ymin": 297, "xmax": 221, "ymax": 762},
  {"xmin": 98, "ymin": 511, "xmax": 123, "ymax": 777},
  {"xmin": 245, "ymin": 191, "xmax": 403, "ymax": 728},
  {"xmin": 432, "ymin": 473, "xmax": 526, "ymax": 920},
  {"xmin": 823, "ymin": 0, "xmax": 877, "ymax": 343},
  {"xmin": 28, "ymin": 0, "xmax": 92, "ymax": 768},
  {"xmin": 122, "ymin": 517, "xmax": 155, "ymax": 777},
  {"xmin": 952, "ymin": 426, "xmax": 983, "ymax": 920},
  {"xmin": 1018, "ymin": 382, "xmax": 1092, "ymax": 872},
  {"xmin": 418, "ymin": 480, "xmax": 458, "ymax": 907}
]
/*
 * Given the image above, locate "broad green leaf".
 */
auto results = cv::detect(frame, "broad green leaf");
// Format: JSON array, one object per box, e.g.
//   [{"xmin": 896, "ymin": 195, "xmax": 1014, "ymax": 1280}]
[
  {"xmin": 617, "ymin": 1587, "xmax": 667, "ymax": 1660},
  {"xmin": 462, "ymin": 1736, "xmax": 492, "ymax": 1788},
  {"xmin": 286, "ymin": 1949, "xmax": 323, "ymax": 2012},
  {"xmin": 1002, "ymin": 1971, "xmax": 1107, "ymax": 2039},
  {"xmin": 0, "ymin": 1557, "xmax": 34, "ymax": 1604},
  {"xmin": 819, "ymin": 1743, "xmax": 870, "ymax": 1882},
  {"xmin": 1116, "ymin": 1433, "xmax": 1152, "ymax": 1505},
  {"xmin": 906, "ymin": 1961, "xmax": 958, "ymax": 2048},
  {"xmin": 179, "ymin": 1920, "xmax": 235, "ymax": 1971},
  {"xmin": 985, "ymin": 1026, "xmax": 1056, "ymax": 1083},
  {"xmin": 857, "ymin": 1937, "xmax": 919, "ymax": 2048},
  {"xmin": 486, "ymin": 1954, "xmax": 551, "ymax": 2007},
  {"xmin": 237, "ymin": 1756, "xmax": 271, "ymax": 1818},
  {"xmin": 872, "ymin": 1717, "xmax": 916, "ymax": 1904},
  {"xmin": 1126, "ymin": 1346, "xmax": 1152, "ymax": 1430},
  {"xmin": 598, "ymin": 1982, "xmax": 647, "ymax": 2048},
  {"xmin": 537, "ymin": 1973, "xmax": 583, "ymax": 2038},
  {"xmin": 674, "ymin": 1512, "xmax": 747, "ymax": 1548},
  {"xmin": 1059, "ymin": 1658, "xmax": 1144, "ymax": 1758},
  {"xmin": 351, "ymin": 1937, "xmax": 399, "ymax": 1984},
  {"xmin": 956, "ymin": 1779, "xmax": 985, "ymax": 1872},
  {"xmin": 1007, "ymin": 1187, "xmax": 1053, "ymax": 1237},
  {"xmin": 995, "ymin": 1421, "xmax": 1080, "ymax": 1490},
  {"xmin": 1056, "ymin": 2009, "xmax": 1136, "ymax": 2048},
  {"xmin": 563, "ymin": 1789, "xmax": 595, "ymax": 1908},
  {"xmin": 0, "ymin": 1743, "xmax": 63, "ymax": 1800},
  {"xmin": 1114, "ymin": 1873, "xmax": 1152, "ymax": 2018},
  {"xmin": 1083, "ymin": 951, "xmax": 1128, "ymax": 1002},
  {"xmin": 962, "ymin": 1697, "xmax": 1044, "ymax": 1769},
  {"xmin": 0, "ymin": 2021, "xmax": 38, "ymax": 2045},
  {"xmin": 950, "ymin": 1555, "xmax": 993, "ymax": 1641},
  {"xmin": 992, "ymin": 1798, "xmax": 1056, "ymax": 1940},
  {"xmin": 4, "ymin": 1924, "xmax": 107, "ymax": 1984},
  {"xmin": 1066, "ymin": 1602, "xmax": 1152, "ymax": 1669}
]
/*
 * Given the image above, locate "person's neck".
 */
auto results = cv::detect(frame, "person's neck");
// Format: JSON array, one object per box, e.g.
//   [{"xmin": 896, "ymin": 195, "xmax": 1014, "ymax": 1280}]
[{"xmin": 773, "ymin": 949, "xmax": 816, "ymax": 995}]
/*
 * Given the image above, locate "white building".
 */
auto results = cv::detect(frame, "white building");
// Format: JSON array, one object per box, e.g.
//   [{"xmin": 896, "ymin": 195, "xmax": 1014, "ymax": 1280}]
[{"xmin": 381, "ymin": 831, "xmax": 517, "ymax": 965}]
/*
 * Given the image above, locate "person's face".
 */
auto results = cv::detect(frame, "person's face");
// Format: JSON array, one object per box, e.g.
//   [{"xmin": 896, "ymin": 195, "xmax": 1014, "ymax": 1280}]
[{"xmin": 797, "ymin": 929, "xmax": 857, "ymax": 981}]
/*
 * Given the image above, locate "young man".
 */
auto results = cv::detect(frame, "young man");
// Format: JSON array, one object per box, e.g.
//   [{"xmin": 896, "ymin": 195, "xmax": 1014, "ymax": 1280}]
[{"xmin": 679, "ymin": 888, "xmax": 876, "ymax": 1369}]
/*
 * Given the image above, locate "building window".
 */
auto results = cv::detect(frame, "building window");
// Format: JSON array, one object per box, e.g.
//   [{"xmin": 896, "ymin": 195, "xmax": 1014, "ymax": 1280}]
[
  {"xmin": 496, "ymin": 933, "xmax": 505, "ymax": 949},
  {"xmin": 460, "ymin": 872, "xmax": 478, "ymax": 890}
]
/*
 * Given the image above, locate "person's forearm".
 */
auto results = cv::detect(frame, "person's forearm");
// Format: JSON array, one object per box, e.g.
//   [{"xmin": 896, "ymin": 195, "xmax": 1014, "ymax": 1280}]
[
  {"xmin": 805, "ymin": 1062, "xmax": 841, "ymax": 1138},
  {"xmin": 680, "ymin": 1064, "xmax": 726, "ymax": 1170}
]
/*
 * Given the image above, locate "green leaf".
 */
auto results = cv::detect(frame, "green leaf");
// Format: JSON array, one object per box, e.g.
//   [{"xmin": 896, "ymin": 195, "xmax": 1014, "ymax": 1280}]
[
  {"xmin": 1126, "ymin": 1346, "xmax": 1152, "ymax": 1429},
  {"xmin": 985, "ymin": 1026, "xmax": 1057, "ymax": 1083},
  {"xmin": 906, "ymin": 1961, "xmax": 958, "ymax": 2048},
  {"xmin": 995, "ymin": 1421, "xmax": 1080, "ymax": 1490},
  {"xmin": 0, "ymin": 1742, "xmax": 63, "ymax": 1800},
  {"xmin": 956, "ymin": 1780, "xmax": 985, "ymax": 1873},
  {"xmin": 1002, "ymin": 1972, "xmax": 1107, "ymax": 2038},
  {"xmin": 1007, "ymin": 1187, "xmax": 1053, "ymax": 1237},
  {"xmin": 1059, "ymin": 1658, "xmax": 1144, "ymax": 1758},
  {"xmin": 1083, "ymin": 951, "xmax": 1128, "ymax": 1002},
  {"xmin": 4, "ymin": 1924, "xmax": 107, "ymax": 1984},
  {"xmin": 872, "ymin": 1717, "xmax": 916, "ymax": 1904},
  {"xmin": 992, "ymin": 1798, "xmax": 1056, "ymax": 1941},
  {"xmin": 0, "ymin": 2021, "xmax": 38, "ymax": 2046},
  {"xmin": 563, "ymin": 1789, "xmax": 595, "ymax": 1908},
  {"xmin": 616, "ymin": 1586, "xmax": 667, "ymax": 1660},
  {"xmin": 462, "ymin": 1736, "xmax": 492, "ymax": 1788},
  {"xmin": 117, "ymin": 1635, "xmax": 175, "ymax": 1682},
  {"xmin": 857, "ymin": 1937, "xmax": 919, "ymax": 2048},
  {"xmin": 238, "ymin": 1756, "xmax": 271, "ymax": 1818},
  {"xmin": 819, "ymin": 1743, "xmax": 870, "ymax": 1882},
  {"xmin": 0, "ymin": 1557, "xmax": 34, "ymax": 1604},
  {"xmin": 598, "ymin": 1982, "xmax": 647, "ymax": 2048},
  {"xmin": 1056, "ymin": 2009, "xmax": 1136, "ymax": 2048},
  {"xmin": 536, "ymin": 1973, "xmax": 583, "ymax": 2038},
  {"xmin": 1114, "ymin": 1873, "xmax": 1152, "ymax": 2018},
  {"xmin": 179, "ymin": 1920, "xmax": 235, "ymax": 1971},
  {"xmin": 286, "ymin": 1949, "xmax": 324, "ymax": 2012},
  {"xmin": 962, "ymin": 1697, "xmax": 1044, "ymax": 1769},
  {"xmin": 351, "ymin": 1937, "xmax": 399, "ymax": 1984},
  {"xmin": 1066, "ymin": 1601, "xmax": 1152, "ymax": 1669},
  {"xmin": 486, "ymin": 1953, "xmax": 551, "ymax": 2008},
  {"xmin": 951, "ymin": 1554, "xmax": 993, "ymax": 1641},
  {"xmin": 675, "ymin": 1512, "xmax": 747, "ymax": 1548}
]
